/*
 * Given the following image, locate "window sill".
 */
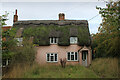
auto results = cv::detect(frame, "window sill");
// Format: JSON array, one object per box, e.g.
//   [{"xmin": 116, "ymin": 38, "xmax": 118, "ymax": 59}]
[
  {"xmin": 70, "ymin": 43, "xmax": 78, "ymax": 45},
  {"xmin": 50, "ymin": 43, "xmax": 58, "ymax": 45},
  {"xmin": 46, "ymin": 61, "xmax": 58, "ymax": 63},
  {"xmin": 67, "ymin": 60, "xmax": 78, "ymax": 62}
]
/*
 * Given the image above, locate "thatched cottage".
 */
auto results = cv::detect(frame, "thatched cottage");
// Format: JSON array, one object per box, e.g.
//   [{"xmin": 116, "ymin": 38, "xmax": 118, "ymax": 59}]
[{"xmin": 13, "ymin": 10, "xmax": 92, "ymax": 66}]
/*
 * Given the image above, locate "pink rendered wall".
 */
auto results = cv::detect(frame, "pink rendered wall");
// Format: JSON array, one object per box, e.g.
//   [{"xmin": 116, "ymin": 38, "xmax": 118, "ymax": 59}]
[{"xmin": 36, "ymin": 44, "xmax": 91, "ymax": 66}]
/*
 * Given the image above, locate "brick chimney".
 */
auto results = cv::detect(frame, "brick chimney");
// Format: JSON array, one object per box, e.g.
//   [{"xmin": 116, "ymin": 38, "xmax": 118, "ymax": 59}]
[
  {"xmin": 13, "ymin": 9, "xmax": 18, "ymax": 23},
  {"xmin": 59, "ymin": 13, "xmax": 65, "ymax": 20}
]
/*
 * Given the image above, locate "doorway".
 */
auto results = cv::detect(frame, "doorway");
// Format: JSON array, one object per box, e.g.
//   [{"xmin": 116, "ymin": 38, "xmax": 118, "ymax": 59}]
[{"xmin": 82, "ymin": 51, "xmax": 88, "ymax": 66}]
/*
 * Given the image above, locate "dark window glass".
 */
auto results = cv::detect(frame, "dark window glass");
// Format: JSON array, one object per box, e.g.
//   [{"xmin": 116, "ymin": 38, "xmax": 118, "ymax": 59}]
[
  {"xmin": 82, "ymin": 51, "xmax": 87, "ymax": 61},
  {"xmin": 51, "ymin": 56, "xmax": 54, "ymax": 61},
  {"xmin": 47, "ymin": 53, "xmax": 58, "ymax": 62},
  {"xmin": 51, "ymin": 38, "xmax": 53, "ymax": 43},
  {"xmin": 54, "ymin": 38, "xmax": 56, "ymax": 43},
  {"xmin": 55, "ymin": 54, "xmax": 57, "ymax": 61},
  {"xmin": 47, "ymin": 54, "xmax": 49, "ymax": 61},
  {"xmin": 82, "ymin": 52, "xmax": 84, "ymax": 60},
  {"xmin": 71, "ymin": 55, "xmax": 74, "ymax": 60},
  {"xmin": 2, "ymin": 59, "xmax": 6, "ymax": 66},
  {"xmin": 8, "ymin": 59, "xmax": 11, "ymax": 65},
  {"xmin": 71, "ymin": 52, "xmax": 74, "ymax": 55},
  {"xmin": 75, "ymin": 52, "xmax": 78, "ymax": 60},
  {"xmin": 68, "ymin": 52, "xmax": 70, "ymax": 60}
]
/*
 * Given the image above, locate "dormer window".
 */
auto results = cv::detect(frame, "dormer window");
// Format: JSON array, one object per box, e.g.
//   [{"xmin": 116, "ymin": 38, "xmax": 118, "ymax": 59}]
[
  {"xmin": 70, "ymin": 37, "xmax": 78, "ymax": 44},
  {"xmin": 15, "ymin": 38, "xmax": 23, "ymax": 46},
  {"xmin": 50, "ymin": 37, "xmax": 58, "ymax": 44}
]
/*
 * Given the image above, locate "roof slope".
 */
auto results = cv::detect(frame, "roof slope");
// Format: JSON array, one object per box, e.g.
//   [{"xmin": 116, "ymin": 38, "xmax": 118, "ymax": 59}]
[{"xmin": 13, "ymin": 20, "xmax": 91, "ymax": 46}]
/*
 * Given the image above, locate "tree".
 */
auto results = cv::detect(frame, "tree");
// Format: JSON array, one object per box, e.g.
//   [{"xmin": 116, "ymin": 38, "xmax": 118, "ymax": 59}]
[
  {"xmin": 0, "ymin": 12, "xmax": 9, "ymax": 66},
  {"xmin": 1, "ymin": 12, "xmax": 36, "ymax": 67},
  {"xmin": 0, "ymin": 11, "xmax": 9, "ymax": 26},
  {"xmin": 2, "ymin": 29, "xmax": 17, "ymax": 60},
  {"xmin": 12, "ymin": 39, "xmax": 36, "ymax": 65},
  {"xmin": 92, "ymin": 0, "xmax": 120, "ymax": 58},
  {"xmin": 0, "ymin": 12, "xmax": 18, "ymax": 67}
]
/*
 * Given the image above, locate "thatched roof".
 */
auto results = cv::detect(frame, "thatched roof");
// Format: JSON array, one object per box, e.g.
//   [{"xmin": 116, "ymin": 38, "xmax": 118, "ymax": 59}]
[
  {"xmin": 13, "ymin": 20, "xmax": 88, "ymax": 26},
  {"xmin": 15, "ymin": 28, "xmax": 24, "ymax": 38},
  {"xmin": 13, "ymin": 20, "xmax": 91, "ymax": 46}
]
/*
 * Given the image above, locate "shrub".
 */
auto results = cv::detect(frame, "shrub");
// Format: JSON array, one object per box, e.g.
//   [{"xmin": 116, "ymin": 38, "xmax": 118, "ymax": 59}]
[
  {"xmin": 11, "ymin": 40, "xmax": 36, "ymax": 65},
  {"xmin": 90, "ymin": 58, "xmax": 119, "ymax": 78}
]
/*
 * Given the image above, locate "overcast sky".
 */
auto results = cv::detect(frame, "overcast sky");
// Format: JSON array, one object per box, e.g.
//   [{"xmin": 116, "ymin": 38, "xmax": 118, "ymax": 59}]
[
  {"xmin": 0, "ymin": 0, "xmax": 107, "ymax": 2},
  {"xmin": 0, "ymin": 1, "xmax": 107, "ymax": 34}
]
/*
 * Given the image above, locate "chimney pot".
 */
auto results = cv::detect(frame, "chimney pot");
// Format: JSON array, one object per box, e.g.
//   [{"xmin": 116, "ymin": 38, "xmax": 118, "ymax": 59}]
[
  {"xmin": 13, "ymin": 9, "xmax": 18, "ymax": 23},
  {"xmin": 15, "ymin": 9, "xmax": 17, "ymax": 15},
  {"xmin": 59, "ymin": 13, "xmax": 65, "ymax": 20}
]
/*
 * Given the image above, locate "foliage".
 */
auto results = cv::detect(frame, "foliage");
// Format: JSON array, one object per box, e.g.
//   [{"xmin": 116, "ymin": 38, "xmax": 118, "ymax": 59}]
[
  {"xmin": 2, "ymin": 28, "xmax": 17, "ymax": 59},
  {"xmin": 92, "ymin": 1, "xmax": 120, "ymax": 58},
  {"xmin": 90, "ymin": 58, "xmax": 119, "ymax": 78},
  {"xmin": 22, "ymin": 25, "xmax": 91, "ymax": 46},
  {"xmin": 23, "ymin": 26, "xmax": 50, "ymax": 46},
  {"xmin": 3, "ymin": 64, "xmax": 98, "ymax": 78},
  {"xmin": 0, "ymin": 12, "xmax": 9, "ymax": 64},
  {"xmin": 78, "ymin": 26, "xmax": 91, "ymax": 46},
  {"xmin": 1, "ymin": 12, "xmax": 18, "ymax": 59},
  {"xmin": 58, "ymin": 25, "xmax": 70, "ymax": 46},
  {"xmin": 1, "ymin": 12, "xmax": 36, "ymax": 65},
  {"xmin": 11, "ymin": 40, "xmax": 36, "ymax": 64},
  {"xmin": 60, "ymin": 58, "xmax": 66, "ymax": 68},
  {"xmin": 0, "ymin": 11, "xmax": 9, "ymax": 26}
]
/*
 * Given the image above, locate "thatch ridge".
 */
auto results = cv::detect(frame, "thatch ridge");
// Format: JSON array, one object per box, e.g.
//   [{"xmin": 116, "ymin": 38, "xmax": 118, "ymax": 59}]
[{"xmin": 14, "ymin": 20, "xmax": 88, "ymax": 26}]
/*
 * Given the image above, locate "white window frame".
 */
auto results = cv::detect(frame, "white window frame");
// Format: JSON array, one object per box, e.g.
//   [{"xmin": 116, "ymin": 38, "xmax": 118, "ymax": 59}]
[
  {"xmin": 46, "ymin": 53, "xmax": 58, "ymax": 62},
  {"xmin": 15, "ymin": 38, "xmax": 23, "ymax": 46},
  {"xmin": 2, "ymin": 59, "xmax": 10, "ymax": 67},
  {"xmin": 50, "ymin": 37, "xmax": 58, "ymax": 44},
  {"xmin": 70, "ymin": 37, "xmax": 78, "ymax": 44},
  {"xmin": 67, "ymin": 52, "xmax": 78, "ymax": 61}
]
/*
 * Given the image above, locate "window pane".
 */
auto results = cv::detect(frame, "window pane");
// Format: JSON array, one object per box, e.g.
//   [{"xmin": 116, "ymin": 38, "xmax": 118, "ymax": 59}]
[
  {"xmin": 71, "ymin": 55, "xmax": 74, "ymax": 60},
  {"xmin": 50, "ymin": 37, "xmax": 58, "ymax": 44},
  {"xmin": 82, "ymin": 51, "xmax": 86, "ymax": 61},
  {"xmin": 51, "ymin": 56, "xmax": 54, "ymax": 61},
  {"xmin": 55, "ymin": 54, "xmax": 57, "ymax": 61},
  {"xmin": 68, "ymin": 52, "xmax": 70, "ymax": 60},
  {"xmin": 2, "ymin": 59, "xmax": 6, "ymax": 66},
  {"xmin": 82, "ymin": 52, "xmax": 84, "ymax": 60},
  {"xmin": 70, "ymin": 37, "xmax": 74, "ymax": 43},
  {"xmin": 84, "ymin": 53, "xmax": 86, "ymax": 60},
  {"xmin": 71, "ymin": 52, "xmax": 74, "ymax": 55},
  {"xmin": 19, "ymin": 38, "xmax": 23, "ymax": 42},
  {"xmin": 70, "ymin": 37, "xmax": 77, "ymax": 43},
  {"xmin": 47, "ymin": 54, "xmax": 49, "ymax": 61},
  {"xmin": 51, "ymin": 38, "xmax": 53, "ymax": 43},
  {"xmin": 75, "ymin": 52, "xmax": 78, "ymax": 60},
  {"xmin": 54, "ymin": 38, "xmax": 58, "ymax": 43},
  {"xmin": 74, "ymin": 38, "xmax": 77, "ymax": 43},
  {"xmin": 56, "ymin": 38, "xmax": 58, "ymax": 43}
]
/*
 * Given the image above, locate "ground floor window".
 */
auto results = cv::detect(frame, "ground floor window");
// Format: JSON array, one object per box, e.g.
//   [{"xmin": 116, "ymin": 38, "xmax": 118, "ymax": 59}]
[
  {"xmin": 2, "ymin": 59, "xmax": 11, "ymax": 67},
  {"xmin": 46, "ymin": 53, "xmax": 58, "ymax": 62},
  {"xmin": 67, "ymin": 52, "xmax": 78, "ymax": 61}
]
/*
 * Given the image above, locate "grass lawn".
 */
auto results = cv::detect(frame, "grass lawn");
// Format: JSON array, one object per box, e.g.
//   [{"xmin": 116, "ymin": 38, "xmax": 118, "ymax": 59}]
[
  {"xmin": 23, "ymin": 65, "xmax": 99, "ymax": 78},
  {"xmin": 4, "ymin": 58, "xmax": 119, "ymax": 78},
  {"xmin": 90, "ymin": 58, "xmax": 119, "ymax": 78},
  {"xmin": 4, "ymin": 64, "xmax": 99, "ymax": 78}
]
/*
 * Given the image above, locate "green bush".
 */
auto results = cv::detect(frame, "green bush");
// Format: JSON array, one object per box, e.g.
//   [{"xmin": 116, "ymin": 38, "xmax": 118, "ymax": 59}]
[
  {"xmin": 90, "ymin": 58, "xmax": 119, "ymax": 78},
  {"xmin": 11, "ymin": 40, "xmax": 36, "ymax": 64}
]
